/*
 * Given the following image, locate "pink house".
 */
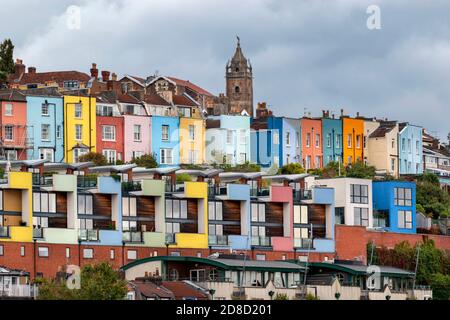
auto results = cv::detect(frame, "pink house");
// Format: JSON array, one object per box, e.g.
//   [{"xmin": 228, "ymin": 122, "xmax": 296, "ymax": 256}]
[
  {"xmin": 270, "ymin": 185, "xmax": 294, "ymax": 251},
  {"xmin": 118, "ymin": 94, "xmax": 151, "ymax": 162}
]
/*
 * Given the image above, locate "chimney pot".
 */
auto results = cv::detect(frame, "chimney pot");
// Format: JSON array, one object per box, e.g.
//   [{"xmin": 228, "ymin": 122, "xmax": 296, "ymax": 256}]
[
  {"xmin": 101, "ymin": 70, "xmax": 110, "ymax": 82},
  {"xmin": 14, "ymin": 59, "xmax": 25, "ymax": 76},
  {"xmin": 111, "ymin": 73, "xmax": 117, "ymax": 81},
  {"xmin": 28, "ymin": 67, "xmax": 36, "ymax": 74},
  {"xmin": 90, "ymin": 63, "xmax": 99, "ymax": 79}
]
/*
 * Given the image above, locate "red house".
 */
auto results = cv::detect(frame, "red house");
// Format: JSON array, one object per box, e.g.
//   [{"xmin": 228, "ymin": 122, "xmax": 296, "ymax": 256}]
[
  {"xmin": 95, "ymin": 92, "xmax": 124, "ymax": 163},
  {"xmin": 0, "ymin": 90, "xmax": 28, "ymax": 160}
]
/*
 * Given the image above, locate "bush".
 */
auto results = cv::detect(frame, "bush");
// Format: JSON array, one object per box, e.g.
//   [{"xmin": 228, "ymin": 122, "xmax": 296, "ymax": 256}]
[
  {"xmin": 274, "ymin": 293, "xmax": 289, "ymax": 300},
  {"xmin": 346, "ymin": 160, "xmax": 376, "ymax": 179},
  {"xmin": 176, "ymin": 173, "xmax": 192, "ymax": 183},
  {"xmin": 429, "ymin": 273, "xmax": 450, "ymax": 300},
  {"xmin": 278, "ymin": 163, "xmax": 305, "ymax": 175},
  {"xmin": 78, "ymin": 152, "xmax": 108, "ymax": 166},
  {"xmin": 305, "ymin": 293, "xmax": 319, "ymax": 300},
  {"xmin": 131, "ymin": 154, "xmax": 158, "ymax": 168}
]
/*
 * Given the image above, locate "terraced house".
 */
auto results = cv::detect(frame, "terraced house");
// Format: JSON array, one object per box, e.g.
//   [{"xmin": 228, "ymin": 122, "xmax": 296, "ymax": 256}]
[{"xmin": 321, "ymin": 111, "xmax": 343, "ymax": 165}]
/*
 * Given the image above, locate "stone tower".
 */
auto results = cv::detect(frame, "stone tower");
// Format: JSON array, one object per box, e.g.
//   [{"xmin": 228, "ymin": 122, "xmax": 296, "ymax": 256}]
[{"xmin": 226, "ymin": 37, "xmax": 253, "ymax": 116}]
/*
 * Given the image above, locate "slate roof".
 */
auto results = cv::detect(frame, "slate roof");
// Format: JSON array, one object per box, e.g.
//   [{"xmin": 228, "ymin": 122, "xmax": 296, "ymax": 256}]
[
  {"xmin": 9, "ymin": 70, "xmax": 90, "ymax": 86},
  {"xmin": 161, "ymin": 281, "xmax": 208, "ymax": 300},
  {"xmin": 168, "ymin": 76, "xmax": 213, "ymax": 97},
  {"xmin": 369, "ymin": 121, "xmax": 397, "ymax": 138}
]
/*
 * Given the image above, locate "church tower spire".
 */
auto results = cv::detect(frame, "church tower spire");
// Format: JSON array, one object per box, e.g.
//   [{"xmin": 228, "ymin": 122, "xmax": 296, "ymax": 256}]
[{"xmin": 226, "ymin": 36, "xmax": 253, "ymax": 116}]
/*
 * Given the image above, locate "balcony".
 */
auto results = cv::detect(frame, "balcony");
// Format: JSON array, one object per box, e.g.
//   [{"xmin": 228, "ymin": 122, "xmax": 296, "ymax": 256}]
[
  {"xmin": 251, "ymin": 236, "xmax": 271, "ymax": 247},
  {"xmin": 208, "ymin": 234, "xmax": 229, "ymax": 246},
  {"xmin": 250, "ymin": 188, "xmax": 270, "ymax": 198},
  {"xmin": 32, "ymin": 174, "xmax": 53, "ymax": 186},
  {"xmin": 293, "ymin": 189, "xmax": 312, "ymax": 202},
  {"xmin": 77, "ymin": 176, "xmax": 97, "ymax": 189},
  {"xmin": 294, "ymin": 238, "xmax": 313, "ymax": 249},
  {"xmin": 33, "ymin": 227, "xmax": 44, "ymax": 239},
  {"xmin": 0, "ymin": 226, "xmax": 10, "ymax": 238},
  {"xmin": 122, "ymin": 231, "xmax": 143, "ymax": 243},
  {"xmin": 207, "ymin": 185, "xmax": 227, "ymax": 198},
  {"xmin": 121, "ymin": 181, "xmax": 142, "ymax": 193},
  {"xmin": 78, "ymin": 229, "xmax": 99, "ymax": 241},
  {"xmin": 165, "ymin": 233, "xmax": 176, "ymax": 244}
]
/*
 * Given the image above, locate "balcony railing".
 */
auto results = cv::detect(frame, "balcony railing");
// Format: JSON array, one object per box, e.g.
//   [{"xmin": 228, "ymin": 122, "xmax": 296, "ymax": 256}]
[
  {"xmin": 293, "ymin": 189, "xmax": 312, "ymax": 202},
  {"xmin": 207, "ymin": 185, "xmax": 227, "ymax": 197},
  {"xmin": 250, "ymin": 188, "xmax": 270, "ymax": 197},
  {"xmin": 251, "ymin": 235, "xmax": 271, "ymax": 247},
  {"xmin": 0, "ymin": 226, "xmax": 10, "ymax": 238},
  {"xmin": 208, "ymin": 234, "xmax": 229, "ymax": 246},
  {"xmin": 78, "ymin": 229, "xmax": 100, "ymax": 241},
  {"xmin": 165, "ymin": 233, "xmax": 176, "ymax": 244},
  {"xmin": 33, "ymin": 227, "xmax": 44, "ymax": 239},
  {"xmin": 77, "ymin": 176, "xmax": 97, "ymax": 189},
  {"xmin": 122, "ymin": 181, "xmax": 142, "ymax": 193},
  {"xmin": 32, "ymin": 174, "xmax": 53, "ymax": 186},
  {"xmin": 123, "ymin": 231, "xmax": 143, "ymax": 243},
  {"xmin": 294, "ymin": 238, "xmax": 313, "ymax": 249}
]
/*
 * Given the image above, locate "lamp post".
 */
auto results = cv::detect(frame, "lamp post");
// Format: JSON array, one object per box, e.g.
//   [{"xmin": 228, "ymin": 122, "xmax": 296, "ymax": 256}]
[
  {"xmin": 268, "ymin": 290, "xmax": 275, "ymax": 300},
  {"xmin": 209, "ymin": 289, "xmax": 216, "ymax": 301}
]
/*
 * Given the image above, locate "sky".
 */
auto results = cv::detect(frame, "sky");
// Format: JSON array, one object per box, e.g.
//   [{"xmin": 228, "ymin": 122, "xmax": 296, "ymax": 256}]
[{"xmin": 1, "ymin": 0, "xmax": 449, "ymax": 141}]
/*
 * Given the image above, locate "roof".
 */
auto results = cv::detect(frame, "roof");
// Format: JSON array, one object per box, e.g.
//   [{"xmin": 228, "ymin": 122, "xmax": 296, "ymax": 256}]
[
  {"xmin": 117, "ymin": 93, "xmax": 141, "ymax": 104},
  {"xmin": 120, "ymin": 75, "xmax": 146, "ymax": 87},
  {"xmin": 10, "ymin": 70, "xmax": 90, "ymax": 86},
  {"xmin": 133, "ymin": 166, "xmax": 180, "ymax": 175},
  {"xmin": 0, "ymin": 90, "xmax": 27, "ymax": 102},
  {"xmin": 369, "ymin": 121, "xmax": 397, "ymax": 138},
  {"xmin": 263, "ymin": 173, "xmax": 310, "ymax": 182},
  {"xmin": 0, "ymin": 159, "xmax": 48, "ymax": 168},
  {"xmin": 306, "ymin": 262, "xmax": 414, "ymax": 278},
  {"xmin": 121, "ymin": 255, "xmax": 305, "ymax": 273},
  {"xmin": 173, "ymin": 94, "xmax": 198, "ymax": 107},
  {"xmin": 160, "ymin": 281, "xmax": 208, "ymax": 300},
  {"xmin": 0, "ymin": 266, "xmax": 30, "ymax": 277},
  {"xmin": 89, "ymin": 164, "xmax": 137, "ymax": 173},
  {"xmin": 176, "ymin": 169, "xmax": 223, "ymax": 178},
  {"xmin": 18, "ymin": 87, "xmax": 62, "ymax": 98},
  {"xmin": 218, "ymin": 172, "xmax": 265, "ymax": 181},
  {"xmin": 143, "ymin": 93, "xmax": 171, "ymax": 106},
  {"xmin": 167, "ymin": 76, "xmax": 213, "ymax": 97},
  {"xmin": 43, "ymin": 162, "xmax": 94, "ymax": 171},
  {"xmin": 130, "ymin": 280, "xmax": 175, "ymax": 299},
  {"xmin": 206, "ymin": 119, "xmax": 221, "ymax": 129}
]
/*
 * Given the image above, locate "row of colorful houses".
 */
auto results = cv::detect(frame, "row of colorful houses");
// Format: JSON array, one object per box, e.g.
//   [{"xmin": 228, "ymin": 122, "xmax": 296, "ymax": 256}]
[{"xmin": 0, "ymin": 89, "xmax": 425, "ymax": 178}]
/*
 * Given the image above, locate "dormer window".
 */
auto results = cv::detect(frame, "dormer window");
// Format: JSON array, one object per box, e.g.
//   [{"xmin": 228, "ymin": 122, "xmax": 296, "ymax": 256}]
[
  {"xmin": 235, "ymin": 86, "xmax": 240, "ymax": 93},
  {"xmin": 63, "ymin": 80, "xmax": 80, "ymax": 90}
]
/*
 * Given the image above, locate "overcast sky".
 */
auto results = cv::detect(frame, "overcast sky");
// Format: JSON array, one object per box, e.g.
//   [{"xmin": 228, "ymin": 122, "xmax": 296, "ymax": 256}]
[{"xmin": 1, "ymin": 0, "xmax": 449, "ymax": 140}]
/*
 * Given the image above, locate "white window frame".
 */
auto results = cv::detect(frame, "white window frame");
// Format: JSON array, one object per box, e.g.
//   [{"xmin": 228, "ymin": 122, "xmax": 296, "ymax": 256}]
[
  {"xmin": 41, "ymin": 103, "xmax": 49, "ymax": 116},
  {"xmin": 134, "ymin": 124, "xmax": 141, "ymax": 142},
  {"xmin": 75, "ymin": 124, "xmax": 82, "ymax": 141},
  {"xmin": 162, "ymin": 125, "xmax": 169, "ymax": 141},
  {"xmin": 102, "ymin": 125, "xmax": 116, "ymax": 141},
  {"xmin": 189, "ymin": 125, "xmax": 195, "ymax": 141},
  {"xmin": 5, "ymin": 103, "xmax": 13, "ymax": 116},
  {"xmin": 160, "ymin": 148, "xmax": 173, "ymax": 164},
  {"xmin": 41, "ymin": 124, "xmax": 50, "ymax": 141},
  {"xmin": 4, "ymin": 125, "xmax": 13, "ymax": 141},
  {"xmin": 74, "ymin": 104, "xmax": 82, "ymax": 118}
]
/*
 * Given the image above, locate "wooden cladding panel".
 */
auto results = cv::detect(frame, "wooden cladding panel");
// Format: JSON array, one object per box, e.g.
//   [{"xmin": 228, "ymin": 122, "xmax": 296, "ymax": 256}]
[
  {"xmin": 308, "ymin": 204, "xmax": 326, "ymax": 238},
  {"xmin": 265, "ymin": 202, "xmax": 284, "ymax": 224},
  {"xmin": 223, "ymin": 200, "xmax": 241, "ymax": 222},
  {"xmin": 137, "ymin": 196, "xmax": 155, "ymax": 218},
  {"xmin": 93, "ymin": 194, "xmax": 112, "ymax": 217},
  {"xmin": 55, "ymin": 192, "xmax": 67, "ymax": 213},
  {"xmin": 49, "ymin": 217, "xmax": 67, "ymax": 229},
  {"xmin": 186, "ymin": 199, "xmax": 198, "ymax": 220},
  {"xmin": 266, "ymin": 226, "xmax": 284, "ymax": 237},
  {"xmin": 223, "ymin": 225, "xmax": 240, "ymax": 235}
]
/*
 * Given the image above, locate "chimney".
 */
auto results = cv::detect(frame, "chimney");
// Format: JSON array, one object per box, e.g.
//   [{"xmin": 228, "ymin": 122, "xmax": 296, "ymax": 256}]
[
  {"xmin": 28, "ymin": 66, "xmax": 36, "ymax": 74},
  {"xmin": 111, "ymin": 73, "xmax": 117, "ymax": 81},
  {"xmin": 101, "ymin": 71, "xmax": 110, "ymax": 82},
  {"xmin": 90, "ymin": 63, "xmax": 98, "ymax": 79},
  {"xmin": 14, "ymin": 59, "xmax": 25, "ymax": 76},
  {"xmin": 340, "ymin": 109, "xmax": 344, "ymax": 117},
  {"xmin": 356, "ymin": 112, "xmax": 360, "ymax": 118}
]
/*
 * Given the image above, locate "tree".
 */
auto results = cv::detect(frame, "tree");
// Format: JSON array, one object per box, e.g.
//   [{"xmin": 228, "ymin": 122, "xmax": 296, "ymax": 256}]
[
  {"xmin": 37, "ymin": 263, "xmax": 128, "ymax": 300},
  {"xmin": 416, "ymin": 173, "xmax": 450, "ymax": 218},
  {"xmin": 321, "ymin": 161, "xmax": 346, "ymax": 178},
  {"xmin": 346, "ymin": 160, "xmax": 376, "ymax": 179},
  {"xmin": 0, "ymin": 39, "xmax": 14, "ymax": 85},
  {"xmin": 278, "ymin": 163, "xmax": 305, "ymax": 175},
  {"xmin": 131, "ymin": 153, "xmax": 158, "ymax": 168},
  {"xmin": 176, "ymin": 173, "xmax": 191, "ymax": 183},
  {"xmin": 429, "ymin": 273, "xmax": 450, "ymax": 300},
  {"xmin": 78, "ymin": 152, "xmax": 108, "ymax": 166}
]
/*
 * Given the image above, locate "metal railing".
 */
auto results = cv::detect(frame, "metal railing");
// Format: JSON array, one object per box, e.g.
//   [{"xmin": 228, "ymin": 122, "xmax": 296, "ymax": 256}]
[
  {"xmin": 77, "ymin": 176, "xmax": 97, "ymax": 189},
  {"xmin": 293, "ymin": 189, "xmax": 312, "ymax": 202},
  {"xmin": 32, "ymin": 174, "xmax": 53, "ymax": 186},
  {"xmin": 251, "ymin": 235, "xmax": 271, "ymax": 247},
  {"xmin": 122, "ymin": 181, "xmax": 142, "ymax": 193},
  {"xmin": 0, "ymin": 285, "xmax": 37, "ymax": 298},
  {"xmin": 123, "ymin": 231, "xmax": 143, "ymax": 243},
  {"xmin": 78, "ymin": 229, "xmax": 100, "ymax": 241},
  {"xmin": 294, "ymin": 238, "xmax": 313, "ymax": 249},
  {"xmin": 208, "ymin": 234, "xmax": 229, "ymax": 246},
  {"xmin": 207, "ymin": 185, "xmax": 227, "ymax": 197},
  {"xmin": 33, "ymin": 227, "xmax": 44, "ymax": 239},
  {"xmin": 250, "ymin": 188, "xmax": 270, "ymax": 197},
  {"xmin": 0, "ymin": 226, "xmax": 10, "ymax": 238}
]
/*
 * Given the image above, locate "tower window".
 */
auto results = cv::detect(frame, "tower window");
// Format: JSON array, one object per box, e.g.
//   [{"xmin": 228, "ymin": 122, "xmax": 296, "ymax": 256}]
[
  {"xmin": 235, "ymin": 86, "xmax": 240, "ymax": 93},
  {"xmin": 235, "ymin": 67, "xmax": 239, "ymax": 72}
]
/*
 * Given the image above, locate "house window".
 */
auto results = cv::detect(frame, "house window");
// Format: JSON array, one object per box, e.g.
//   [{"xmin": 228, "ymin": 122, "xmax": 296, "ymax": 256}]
[
  {"xmin": 64, "ymin": 80, "xmax": 80, "ymax": 90},
  {"xmin": 75, "ymin": 124, "xmax": 82, "ymax": 140},
  {"xmin": 235, "ymin": 86, "xmax": 240, "ymax": 93},
  {"xmin": 251, "ymin": 203, "xmax": 266, "ymax": 222},
  {"xmin": 78, "ymin": 194, "xmax": 94, "ymax": 230},
  {"xmin": 272, "ymin": 131, "xmax": 279, "ymax": 145},
  {"xmin": 5, "ymin": 103, "xmax": 13, "ymax": 116},
  {"xmin": 315, "ymin": 156, "xmax": 321, "ymax": 168},
  {"xmin": 356, "ymin": 135, "xmax": 361, "ymax": 148},
  {"xmin": 391, "ymin": 139, "xmax": 395, "ymax": 149},
  {"xmin": 306, "ymin": 133, "xmax": 311, "ymax": 147},
  {"xmin": 226, "ymin": 130, "xmax": 233, "ymax": 144},
  {"xmin": 335, "ymin": 207, "xmax": 345, "ymax": 224},
  {"xmin": 97, "ymin": 105, "xmax": 113, "ymax": 116},
  {"xmin": 416, "ymin": 141, "xmax": 419, "ymax": 155},
  {"xmin": 56, "ymin": 125, "xmax": 62, "ymax": 139},
  {"xmin": 102, "ymin": 149, "xmax": 116, "ymax": 164},
  {"xmin": 315, "ymin": 133, "xmax": 320, "ymax": 148},
  {"xmin": 294, "ymin": 205, "xmax": 308, "ymax": 224},
  {"xmin": 336, "ymin": 134, "xmax": 341, "ymax": 148},
  {"xmin": 165, "ymin": 199, "xmax": 188, "ymax": 219},
  {"xmin": 188, "ymin": 150, "xmax": 197, "ymax": 164},
  {"xmin": 110, "ymin": 249, "xmax": 115, "ymax": 260},
  {"xmin": 160, "ymin": 148, "xmax": 173, "ymax": 164},
  {"xmin": 255, "ymin": 254, "xmax": 266, "ymax": 261},
  {"xmin": 65, "ymin": 248, "xmax": 70, "ymax": 258},
  {"xmin": 41, "ymin": 124, "xmax": 50, "ymax": 141},
  {"xmin": 0, "ymin": 245, "xmax": 4, "ymax": 256},
  {"xmin": 296, "ymin": 132, "xmax": 300, "ymax": 147},
  {"xmin": 132, "ymin": 151, "xmax": 143, "ymax": 159},
  {"xmin": 354, "ymin": 207, "xmax": 369, "ymax": 226},
  {"xmin": 285, "ymin": 132, "xmax": 291, "ymax": 146},
  {"xmin": 347, "ymin": 134, "xmax": 352, "ymax": 148},
  {"xmin": 208, "ymin": 201, "xmax": 224, "ymax": 236},
  {"xmin": 6, "ymin": 150, "xmax": 17, "ymax": 160},
  {"xmin": 189, "ymin": 125, "xmax": 195, "ymax": 141},
  {"xmin": 326, "ymin": 134, "xmax": 331, "ymax": 148},
  {"xmin": 133, "ymin": 125, "xmax": 141, "ymax": 141},
  {"xmin": 240, "ymin": 130, "xmax": 247, "ymax": 144},
  {"xmin": 102, "ymin": 125, "xmax": 116, "ymax": 141},
  {"xmin": 39, "ymin": 148, "xmax": 54, "ymax": 162},
  {"xmin": 73, "ymin": 148, "xmax": 87, "ymax": 163},
  {"xmin": 391, "ymin": 158, "xmax": 395, "ymax": 172},
  {"xmin": 20, "ymin": 246, "xmax": 25, "ymax": 257},
  {"xmin": 402, "ymin": 138, "xmax": 406, "ymax": 151},
  {"xmin": 398, "ymin": 210, "xmax": 413, "ymax": 229},
  {"xmin": 41, "ymin": 103, "xmax": 49, "ymax": 116},
  {"xmin": 394, "ymin": 188, "xmax": 412, "ymax": 206},
  {"xmin": 83, "ymin": 248, "xmax": 93, "ymax": 259},
  {"xmin": 38, "ymin": 247, "xmax": 49, "ymax": 257},
  {"xmin": 33, "ymin": 192, "xmax": 56, "ymax": 213},
  {"xmin": 4, "ymin": 125, "xmax": 13, "ymax": 141},
  {"xmin": 162, "ymin": 125, "xmax": 169, "ymax": 141},
  {"xmin": 127, "ymin": 250, "xmax": 137, "ymax": 260},
  {"xmin": 294, "ymin": 227, "xmax": 309, "ymax": 239},
  {"xmin": 74, "ymin": 104, "xmax": 82, "ymax": 118},
  {"xmin": 350, "ymin": 184, "xmax": 369, "ymax": 204},
  {"xmin": 273, "ymin": 156, "xmax": 279, "ymax": 166},
  {"xmin": 408, "ymin": 139, "xmax": 412, "ymax": 153},
  {"xmin": 305, "ymin": 155, "xmax": 311, "ymax": 170}
]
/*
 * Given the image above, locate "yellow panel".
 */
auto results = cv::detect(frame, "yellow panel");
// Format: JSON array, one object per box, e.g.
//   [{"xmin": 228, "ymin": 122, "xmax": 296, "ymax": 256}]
[
  {"xmin": 170, "ymin": 233, "xmax": 209, "ymax": 249},
  {"xmin": 3, "ymin": 190, "xmax": 22, "ymax": 211}
]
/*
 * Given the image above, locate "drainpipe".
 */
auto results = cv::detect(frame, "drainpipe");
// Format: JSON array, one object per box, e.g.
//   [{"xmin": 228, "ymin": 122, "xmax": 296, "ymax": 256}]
[
  {"xmin": 353, "ymin": 128, "xmax": 356, "ymax": 163},
  {"xmin": 33, "ymin": 239, "xmax": 37, "ymax": 279},
  {"xmin": 78, "ymin": 239, "xmax": 81, "ymax": 267},
  {"xmin": 122, "ymin": 241, "xmax": 125, "ymax": 266},
  {"xmin": 332, "ymin": 128, "xmax": 335, "ymax": 162}
]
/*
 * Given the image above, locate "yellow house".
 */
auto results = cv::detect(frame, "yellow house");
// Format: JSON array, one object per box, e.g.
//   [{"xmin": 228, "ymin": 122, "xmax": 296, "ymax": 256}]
[
  {"xmin": 0, "ymin": 172, "xmax": 33, "ymax": 242},
  {"xmin": 342, "ymin": 117, "xmax": 365, "ymax": 165},
  {"xmin": 169, "ymin": 181, "xmax": 208, "ymax": 249},
  {"xmin": 367, "ymin": 122, "xmax": 400, "ymax": 177},
  {"xmin": 179, "ymin": 117, "xmax": 205, "ymax": 165},
  {"xmin": 63, "ymin": 95, "xmax": 97, "ymax": 162}
]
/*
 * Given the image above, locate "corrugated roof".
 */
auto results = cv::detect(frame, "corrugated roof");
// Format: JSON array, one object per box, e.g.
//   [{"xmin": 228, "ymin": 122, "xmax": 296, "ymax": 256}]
[{"xmin": 161, "ymin": 281, "xmax": 208, "ymax": 300}]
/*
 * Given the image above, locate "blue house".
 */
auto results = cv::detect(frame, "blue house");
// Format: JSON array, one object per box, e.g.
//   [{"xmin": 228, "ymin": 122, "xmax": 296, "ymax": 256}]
[
  {"xmin": 250, "ymin": 116, "xmax": 301, "ymax": 169},
  {"xmin": 372, "ymin": 181, "xmax": 417, "ymax": 234},
  {"xmin": 25, "ymin": 92, "xmax": 64, "ymax": 162},
  {"xmin": 151, "ymin": 116, "xmax": 180, "ymax": 166},
  {"xmin": 398, "ymin": 123, "xmax": 423, "ymax": 175},
  {"xmin": 322, "ymin": 116, "xmax": 343, "ymax": 165}
]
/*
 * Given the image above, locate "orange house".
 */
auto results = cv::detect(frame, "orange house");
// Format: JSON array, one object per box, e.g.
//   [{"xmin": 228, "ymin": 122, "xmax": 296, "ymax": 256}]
[
  {"xmin": 300, "ymin": 118, "xmax": 322, "ymax": 170},
  {"xmin": 342, "ymin": 117, "xmax": 364, "ymax": 165},
  {"xmin": 0, "ymin": 90, "xmax": 28, "ymax": 160}
]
